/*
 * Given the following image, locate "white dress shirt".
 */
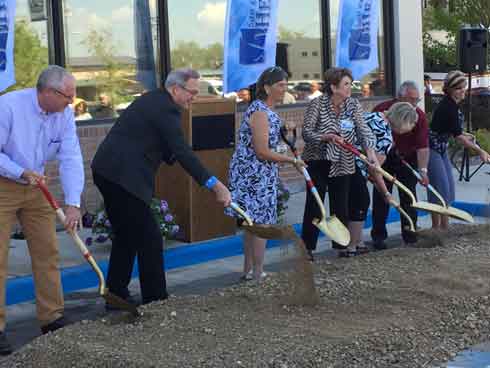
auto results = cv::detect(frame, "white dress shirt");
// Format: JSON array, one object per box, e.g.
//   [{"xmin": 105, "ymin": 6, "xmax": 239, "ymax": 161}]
[{"xmin": 0, "ymin": 88, "xmax": 84, "ymax": 206}]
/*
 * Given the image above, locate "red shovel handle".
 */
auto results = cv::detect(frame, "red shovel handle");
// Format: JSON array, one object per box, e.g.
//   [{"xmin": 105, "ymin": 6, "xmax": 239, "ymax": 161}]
[
  {"xmin": 336, "ymin": 140, "xmax": 362, "ymax": 157},
  {"xmin": 37, "ymin": 181, "xmax": 61, "ymax": 210}
]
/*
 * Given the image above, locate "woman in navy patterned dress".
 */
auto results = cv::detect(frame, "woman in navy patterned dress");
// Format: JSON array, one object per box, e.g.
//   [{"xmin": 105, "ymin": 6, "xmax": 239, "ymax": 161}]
[
  {"xmin": 344, "ymin": 102, "xmax": 418, "ymax": 256},
  {"xmin": 226, "ymin": 67, "xmax": 305, "ymax": 281}
]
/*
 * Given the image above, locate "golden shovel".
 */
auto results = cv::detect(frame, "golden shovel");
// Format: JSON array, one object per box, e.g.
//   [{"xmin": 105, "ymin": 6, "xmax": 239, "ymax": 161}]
[
  {"xmin": 279, "ymin": 127, "xmax": 350, "ymax": 246},
  {"xmin": 37, "ymin": 181, "xmax": 139, "ymax": 316},
  {"xmin": 337, "ymin": 141, "xmax": 449, "ymax": 216},
  {"xmin": 366, "ymin": 176, "xmax": 416, "ymax": 232},
  {"xmin": 400, "ymin": 159, "xmax": 474, "ymax": 223},
  {"xmin": 229, "ymin": 202, "xmax": 298, "ymax": 239}
]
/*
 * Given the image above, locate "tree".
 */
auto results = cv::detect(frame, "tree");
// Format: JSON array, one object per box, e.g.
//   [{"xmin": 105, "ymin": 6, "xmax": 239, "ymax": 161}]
[
  {"xmin": 6, "ymin": 20, "xmax": 48, "ymax": 92},
  {"xmin": 278, "ymin": 25, "xmax": 306, "ymax": 41},
  {"xmin": 81, "ymin": 28, "xmax": 130, "ymax": 105},
  {"xmin": 423, "ymin": 0, "xmax": 490, "ymax": 71},
  {"xmin": 170, "ymin": 41, "xmax": 223, "ymax": 70}
]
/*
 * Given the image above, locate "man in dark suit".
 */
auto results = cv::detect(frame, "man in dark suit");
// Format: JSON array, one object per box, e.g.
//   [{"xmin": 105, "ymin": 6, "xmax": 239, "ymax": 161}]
[{"xmin": 91, "ymin": 68, "xmax": 231, "ymax": 305}]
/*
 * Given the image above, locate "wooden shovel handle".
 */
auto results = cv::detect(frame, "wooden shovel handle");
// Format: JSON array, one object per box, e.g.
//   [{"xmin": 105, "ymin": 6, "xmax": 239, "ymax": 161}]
[
  {"xmin": 37, "ymin": 181, "xmax": 106, "ymax": 295},
  {"xmin": 229, "ymin": 202, "xmax": 253, "ymax": 226},
  {"xmin": 400, "ymin": 159, "xmax": 447, "ymax": 208},
  {"xmin": 336, "ymin": 141, "xmax": 417, "ymax": 204}
]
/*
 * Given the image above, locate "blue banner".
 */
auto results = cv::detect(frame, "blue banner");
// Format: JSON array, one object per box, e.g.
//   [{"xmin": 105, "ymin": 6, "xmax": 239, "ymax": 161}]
[
  {"xmin": 223, "ymin": 0, "xmax": 278, "ymax": 93},
  {"xmin": 0, "ymin": 0, "xmax": 15, "ymax": 92},
  {"xmin": 134, "ymin": 0, "xmax": 157, "ymax": 91},
  {"xmin": 335, "ymin": 0, "xmax": 379, "ymax": 81}
]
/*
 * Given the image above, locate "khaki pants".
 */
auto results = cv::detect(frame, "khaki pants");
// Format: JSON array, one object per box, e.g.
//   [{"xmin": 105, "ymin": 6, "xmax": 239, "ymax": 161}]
[{"xmin": 0, "ymin": 177, "xmax": 63, "ymax": 331}]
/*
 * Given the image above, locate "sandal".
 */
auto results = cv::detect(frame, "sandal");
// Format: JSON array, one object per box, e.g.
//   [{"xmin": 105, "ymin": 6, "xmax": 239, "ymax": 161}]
[
  {"xmin": 338, "ymin": 249, "xmax": 357, "ymax": 258},
  {"xmin": 356, "ymin": 245, "xmax": 370, "ymax": 255},
  {"xmin": 239, "ymin": 271, "xmax": 253, "ymax": 282}
]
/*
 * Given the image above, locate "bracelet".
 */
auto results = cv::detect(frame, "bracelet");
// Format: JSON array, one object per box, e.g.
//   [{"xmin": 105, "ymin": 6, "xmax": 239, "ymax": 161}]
[
  {"xmin": 384, "ymin": 191, "xmax": 391, "ymax": 197},
  {"xmin": 205, "ymin": 176, "xmax": 218, "ymax": 190},
  {"xmin": 293, "ymin": 157, "xmax": 297, "ymax": 165},
  {"xmin": 420, "ymin": 167, "xmax": 428, "ymax": 173}
]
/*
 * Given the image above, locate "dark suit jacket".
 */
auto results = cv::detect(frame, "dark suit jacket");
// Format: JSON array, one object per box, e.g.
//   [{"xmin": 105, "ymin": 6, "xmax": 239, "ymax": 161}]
[{"xmin": 91, "ymin": 89, "xmax": 211, "ymax": 205}]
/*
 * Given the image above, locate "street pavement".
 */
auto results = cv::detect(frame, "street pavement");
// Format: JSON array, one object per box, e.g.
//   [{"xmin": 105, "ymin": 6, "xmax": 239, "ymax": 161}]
[{"xmin": 2, "ymin": 165, "xmax": 489, "ymax": 354}]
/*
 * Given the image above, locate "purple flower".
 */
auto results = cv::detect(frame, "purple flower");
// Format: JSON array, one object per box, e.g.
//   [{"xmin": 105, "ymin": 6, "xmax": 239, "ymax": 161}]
[
  {"xmin": 104, "ymin": 219, "xmax": 111, "ymax": 227},
  {"xmin": 164, "ymin": 214, "xmax": 173, "ymax": 222},
  {"xmin": 160, "ymin": 200, "xmax": 169, "ymax": 213},
  {"xmin": 85, "ymin": 237, "xmax": 93, "ymax": 246},
  {"xmin": 96, "ymin": 234, "xmax": 108, "ymax": 243},
  {"xmin": 171, "ymin": 225, "xmax": 179, "ymax": 235}
]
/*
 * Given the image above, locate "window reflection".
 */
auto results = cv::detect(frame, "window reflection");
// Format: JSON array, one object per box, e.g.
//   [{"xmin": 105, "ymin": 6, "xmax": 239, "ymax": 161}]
[
  {"xmin": 168, "ymin": 0, "xmax": 323, "ymax": 105},
  {"xmin": 277, "ymin": 0, "xmax": 322, "ymax": 104},
  {"xmin": 329, "ymin": 0, "xmax": 387, "ymax": 97},
  {"xmin": 62, "ymin": 0, "xmax": 160, "ymax": 120},
  {"xmin": 3, "ymin": 0, "xmax": 49, "ymax": 93}
]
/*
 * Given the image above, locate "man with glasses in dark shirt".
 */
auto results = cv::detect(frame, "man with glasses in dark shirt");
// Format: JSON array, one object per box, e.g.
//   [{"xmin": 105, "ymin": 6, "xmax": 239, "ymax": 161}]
[
  {"xmin": 370, "ymin": 80, "xmax": 429, "ymax": 248},
  {"xmin": 91, "ymin": 68, "xmax": 231, "ymax": 308}
]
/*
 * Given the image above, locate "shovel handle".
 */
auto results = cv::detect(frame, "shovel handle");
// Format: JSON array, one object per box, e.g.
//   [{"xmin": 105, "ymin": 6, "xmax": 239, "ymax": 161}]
[
  {"xmin": 37, "ymin": 181, "xmax": 106, "ymax": 295},
  {"xmin": 336, "ymin": 141, "xmax": 417, "ymax": 204},
  {"xmin": 229, "ymin": 202, "xmax": 253, "ymax": 226},
  {"xmin": 388, "ymin": 198, "xmax": 415, "ymax": 232},
  {"xmin": 400, "ymin": 159, "xmax": 447, "ymax": 208},
  {"xmin": 280, "ymin": 127, "xmax": 327, "ymax": 219}
]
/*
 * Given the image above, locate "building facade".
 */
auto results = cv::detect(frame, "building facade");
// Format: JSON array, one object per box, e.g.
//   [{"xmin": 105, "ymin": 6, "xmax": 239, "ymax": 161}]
[{"xmin": 6, "ymin": 0, "xmax": 425, "ymax": 213}]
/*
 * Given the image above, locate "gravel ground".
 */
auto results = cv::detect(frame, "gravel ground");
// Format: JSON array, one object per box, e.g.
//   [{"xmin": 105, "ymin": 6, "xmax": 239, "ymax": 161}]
[{"xmin": 3, "ymin": 224, "xmax": 490, "ymax": 368}]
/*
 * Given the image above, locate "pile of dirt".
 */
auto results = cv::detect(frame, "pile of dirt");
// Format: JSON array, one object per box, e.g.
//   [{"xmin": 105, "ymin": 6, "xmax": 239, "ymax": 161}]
[{"xmin": 3, "ymin": 224, "xmax": 490, "ymax": 368}]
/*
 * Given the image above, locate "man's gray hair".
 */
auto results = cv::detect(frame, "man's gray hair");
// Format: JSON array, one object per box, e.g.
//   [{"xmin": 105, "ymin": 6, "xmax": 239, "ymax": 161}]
[
  {"xmin": 385, "ymin": 102, "xmax": 418, "ymax": 131},
  {"xmin": 36, "ymin": 65, "xmax": 74, "ymax": 92},
  {"xmin": 397, "ymin": 80, "xmax": 419, "ymax": 97},
  {"xmin": 164, "ymin": 68, "xmax": 200, "ymax": 89}
]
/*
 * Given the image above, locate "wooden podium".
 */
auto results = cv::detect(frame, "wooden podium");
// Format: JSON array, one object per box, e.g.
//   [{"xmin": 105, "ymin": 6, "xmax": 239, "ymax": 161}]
[{"xmin": 154, "ymin": 98, "xmax": 237, "ymax": 242}]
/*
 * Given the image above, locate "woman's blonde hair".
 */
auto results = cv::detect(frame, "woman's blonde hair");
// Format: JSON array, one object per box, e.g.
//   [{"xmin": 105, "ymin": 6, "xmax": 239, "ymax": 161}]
[{"xmin": 385, "ymin": 102, "xmax": 418, "ymax": 132}]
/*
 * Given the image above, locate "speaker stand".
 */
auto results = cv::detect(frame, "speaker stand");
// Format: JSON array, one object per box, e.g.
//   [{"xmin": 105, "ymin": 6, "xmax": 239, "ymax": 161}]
[
  {"xmin": 457, "ymin": 147, "xmax": 485, "ymax": 182},
  {"xmin": 457, "ymin": 72, "xmax": 485, "ymax": 181}
]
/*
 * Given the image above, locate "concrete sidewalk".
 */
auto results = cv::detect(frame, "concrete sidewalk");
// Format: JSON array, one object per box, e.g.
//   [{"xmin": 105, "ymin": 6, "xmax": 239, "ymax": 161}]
[{"xmin": 2, "ymin": 165, "xmax": 489, "ymax": 353}]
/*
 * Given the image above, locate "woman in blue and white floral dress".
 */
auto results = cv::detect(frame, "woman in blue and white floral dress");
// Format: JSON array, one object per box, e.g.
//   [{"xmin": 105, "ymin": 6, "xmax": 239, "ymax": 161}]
[{"xmin": 226, "ymin": 66, "xmax": 305, "ymax": 281}]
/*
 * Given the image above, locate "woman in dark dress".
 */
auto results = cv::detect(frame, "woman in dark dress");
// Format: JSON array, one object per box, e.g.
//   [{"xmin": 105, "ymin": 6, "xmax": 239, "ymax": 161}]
[{"xmin": 428, "ymin": 70, "xmax": 490, "ymax": 230}]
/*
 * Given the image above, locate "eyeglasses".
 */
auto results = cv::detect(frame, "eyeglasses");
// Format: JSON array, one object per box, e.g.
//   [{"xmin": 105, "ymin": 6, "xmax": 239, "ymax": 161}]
[
  {"xmin": 178, "ymin": 84, "xmax": 199, "ymax": 96},
  {"xmin": 53, "ymin": 88, "xmax": 75, "ymax": 101}
]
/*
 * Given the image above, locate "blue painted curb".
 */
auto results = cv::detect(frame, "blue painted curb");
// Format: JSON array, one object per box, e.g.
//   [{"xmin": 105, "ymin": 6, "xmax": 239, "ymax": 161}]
[{"xmin": 6, "ymin": 201, "xmax": 487, "ymax": 306}]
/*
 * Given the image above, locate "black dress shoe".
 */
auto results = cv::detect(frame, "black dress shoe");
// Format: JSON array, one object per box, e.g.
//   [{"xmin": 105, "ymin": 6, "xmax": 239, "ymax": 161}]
[
  {"xmin": 373, "ymin": 239, "xmax": 387, "ymax": 250},
  {"xmin": 105, "ymin": 294, "xmax": 140, "ymax": 312},
  {"xmin": 41, "ymin": 316, "xmax": 65, "ymax": 334},
  {"xmin": 0, "ymin": 331, "xmax": 12, "ymax": 355},
  {"xmin": 306, "ymin": 249, "xmax": 314, "ymax": 262}
]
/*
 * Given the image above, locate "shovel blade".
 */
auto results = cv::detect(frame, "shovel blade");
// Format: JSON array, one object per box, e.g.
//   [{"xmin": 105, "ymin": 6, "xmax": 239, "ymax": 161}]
[
  {"xmin": 313, "ymin": 215, "xmax": 350, "ymax": 246},
  {"xmin": 241, "ymin": 224, "xmax": 296, "ymax": 240},
  {"xmin": 413, "ymin": 201, "xmax": 475, "ymax": 223},
  {"xmin": 445, "ymin": 206, "xmax": 474, "ymax": 223},
  {"xmin": 412, "ymin": 201, "xmax": 448, "ymax": 215}
]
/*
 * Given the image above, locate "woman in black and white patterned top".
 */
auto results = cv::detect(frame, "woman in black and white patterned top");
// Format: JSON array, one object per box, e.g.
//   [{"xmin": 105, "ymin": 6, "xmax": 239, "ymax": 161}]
[{"xmin": 301, "ymin": 67, "xmax": 377, "ymax": 259}]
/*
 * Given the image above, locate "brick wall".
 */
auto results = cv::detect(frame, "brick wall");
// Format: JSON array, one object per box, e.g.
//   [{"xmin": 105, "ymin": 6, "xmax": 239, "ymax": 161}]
[{"xmin": 47, "ymin": 98, "xmax": 388, "ymax": 214}]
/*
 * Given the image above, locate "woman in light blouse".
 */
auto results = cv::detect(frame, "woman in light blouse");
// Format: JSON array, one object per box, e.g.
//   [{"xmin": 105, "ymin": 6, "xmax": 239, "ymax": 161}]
[{"xmin": 301, "ymin": 67, "xmax": 377, "ymax": 261}]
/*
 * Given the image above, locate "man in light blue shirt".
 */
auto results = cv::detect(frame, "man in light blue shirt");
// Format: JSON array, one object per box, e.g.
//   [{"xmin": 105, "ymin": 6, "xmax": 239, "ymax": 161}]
[{"xmin": 0, "ymin": 65, "xmax": 84, "ymax": 354}]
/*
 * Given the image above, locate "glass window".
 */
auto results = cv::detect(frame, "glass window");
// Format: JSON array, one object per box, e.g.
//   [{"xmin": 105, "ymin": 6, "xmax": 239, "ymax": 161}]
[
  {"xmin": 329, "ymin": 0, "xmax": 388, "ymax": 97},
  {"xmin": 62, "ymin": 0, "xmax": 160, "ymax": 121},
  {"xmin": 167, "ymin": 0, "xmax": 225, "ymax": 98},
  {"xmin": 168, "ymin": 0, "xmax": 323, "ymax": 105},
  {"xmin": 4, "ymin": 0, "xmax": 49, "ymax": 92},
  {"xmin": 277, "ymin": 0, "xmax": 323, "ymax": 103}
]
